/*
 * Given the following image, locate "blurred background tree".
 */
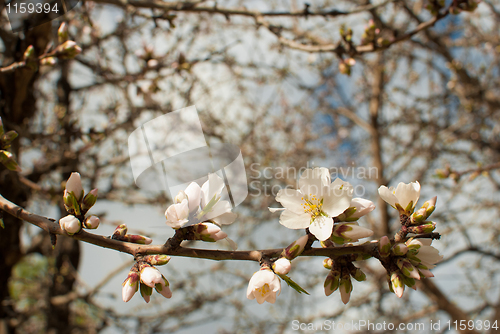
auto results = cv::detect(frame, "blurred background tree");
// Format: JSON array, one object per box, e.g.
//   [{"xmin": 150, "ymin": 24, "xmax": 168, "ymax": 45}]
[{"xmin": 0, "ymin": 0, "xmax": 499, "ymax": 333}]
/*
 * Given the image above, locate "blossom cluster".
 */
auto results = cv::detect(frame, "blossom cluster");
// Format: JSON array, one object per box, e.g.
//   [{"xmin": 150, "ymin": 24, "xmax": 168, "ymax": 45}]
[
  {"xmin": 59, "ymin": 167, "xmax": 442, "ymax": 306},
  {"xmin": 59, "ymin": 172, "xmax": 100, "ymax": 235},
  {"xmin": 122, "ymin": 255, "xmax": 172, "ymax": 303},
  {"xmin": 164, "ymin": 173, "xmax": 237, "ymax": 249},
  {"xmin": 377, "ymin": 181, "xmax": 442, "ymax": 297}
]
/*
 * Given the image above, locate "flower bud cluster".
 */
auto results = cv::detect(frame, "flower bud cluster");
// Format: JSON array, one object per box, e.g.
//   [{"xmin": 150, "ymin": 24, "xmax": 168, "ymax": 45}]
[
  {"xmin": 378, "ymin": 236, "xmax": 443, "ymax": 298},
  {"xmin": 407, "ymin": 196, "xmax": 437, "ymax": 234},
  {"xmin": 54, "ymin": 40, "xmax": 82, "ymax": 59},
  {"xmin": 111, "ymin": 224, "xmax": 152, "ymax": 244},
  {"xmin": 60, "ymin": 172, "xmax": 100, "ymax": 235},
  {"xmin": 122, "ymin": 258, "xmax": 172, "ymax": 303},
  {"xmin": 324, "ymin": 257, "xmax": 366, "ymax": 304}
]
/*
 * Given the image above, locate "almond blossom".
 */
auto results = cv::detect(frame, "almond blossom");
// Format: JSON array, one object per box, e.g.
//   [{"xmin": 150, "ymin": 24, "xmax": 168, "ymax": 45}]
[
  {"xmin": 378, "ymin": 181, "xmax": 420, "ymax": 214},
  {"xmin": 406, "ymin": 238, "xmax": 443, "ymax": 275},
  {"xmin": 270, "ymin": 167, "xmax": 353, "ymax": 241},
  {"xmin": 165, "ymin": 173, "xmax": 237, "ymax": 228},
  {"xmin": 246, "ymin": 268, "xmax": 281, "ymax": 304}
]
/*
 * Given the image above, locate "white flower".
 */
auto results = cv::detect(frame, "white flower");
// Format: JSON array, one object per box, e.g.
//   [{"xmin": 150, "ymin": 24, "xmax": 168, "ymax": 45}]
[
  {"xmin": 273, "ymin": 258, "xmax": 291, "ymax": 275},
  {"xmin": 59, "ymin": 215, "xmax": 81, "ymax": 234},
  {"xmin": 406, "ymin": 239, "xmax": 443, "ymax": 270},
  {"xmin": 165, "ymin": 199, "xmax": 189, "ymax": 228},
  {"xmin": 165, "ymin": 173, "xmax": 237, "ymax": 228},
  {"xmin": 198, "ymin": 173, "xmax": 236, "ymax": 225},
  {"xmin": 270, "ymin": 168, "xmax": 353, "ymax": 241},
  {"xmin": 247, "ymin": 268, "xmax": 281, "ymax": 304},
  {"xmin": 140, "ymin": 266, "xmax": 163, "ymax": 288},
  {"xmin": 378, "ymin": 181, "xmax": 420, "ymax": 213},
  {"xmin": 65, "ymin": 172, "xmax": 84, "ymax": 202}
]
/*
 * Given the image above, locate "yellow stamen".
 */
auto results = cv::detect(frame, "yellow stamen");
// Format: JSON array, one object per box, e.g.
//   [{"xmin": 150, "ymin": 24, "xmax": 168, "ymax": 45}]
[
  {"xmin": 255, "ymin": 283, "xmax": 270, "ymax": 297},
  {"xmin": 302, "ymin": 193, "xmax": 323, "ymax": 218}
]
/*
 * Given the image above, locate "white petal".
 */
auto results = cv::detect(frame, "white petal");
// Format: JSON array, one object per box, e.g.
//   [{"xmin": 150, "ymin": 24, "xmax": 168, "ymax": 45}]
[
  {"xmin": 394, "ymin": 181, "xmax": 420, "ymax": 211},
  {"xmin": 184, "ymin": 182, "xmax": 202, "ymax": 213},
  {"xmin": 321, "ymin": 183, "xmax": 353, "ymax": 218},
  {"xmin": 350, "ymin": 198, "xmax": 376, "ymax": 218},
  {"xmin": 343, "ymin": 224, "xmax": 374, "ymax": 241},
  {"xmin": 417, "ymin": 246, "xmax": 443, "ymax": 264},
  {"xmin": 201, "ymin": 173, "xmax": 225, "ymax": 207},
  {"xmin": 275, "ymin": 188, "xmax": 306, "ymax": 215},
  {"xmin": 203, "ymin": 200, "xmax": 232, "ymax": 220},
  {"xmin": 299, "ymin": 168, "xmax": 330, "ymax": 198},
  {"xmin": 378, "ymin": 185, "xmax": 398, "ymax": 208},
  {"xmin": 211, "ymin": 212, "xmax": 237, "ymax": 225},
  {"xmin": 279, "ymin": 210, "xmax": 311, "ymax": 229},
  {"xmin": 268, "ymin": 207, "xmax": 285, "ymax": 213},
  {"xmin": 407, "ymin": 238, "xmax": 432, "ymax": 247},
  {"xmin": 265, "ymin": 292, "xmax": 277, "ymax": 304},
  {"xmin": 309, "ymin": 216, "xmax": 334, "ymax": 241}
]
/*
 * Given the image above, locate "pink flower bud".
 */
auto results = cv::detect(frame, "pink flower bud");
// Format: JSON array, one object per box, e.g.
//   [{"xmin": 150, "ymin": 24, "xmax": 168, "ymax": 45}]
[
  {"xmin": 40, "ymin": 57, "xmax": 57, "ymax": 66},
  {"xmin": 155, "ymin": 276, "xmax": 172, "ymax": 299},
  {"xmin": 84, "ymin": 215, "xmax": 100, "ymax": 229},
  {"xmin": 143, "ymin": 255, "xmax": 171, "ymax": 266},
  {"xmin": 59, "ymin": 215, "xmax": 81, "ymax": 235},
  {"xmin": 196, "ymin": 223, "xmax": 227, "ymax": 242},
  {"xmin": 55, "ymin": 41, "xmax": 82, "ymax": 59},
  {"xmin": 283, "ymin": 235, "xmax": 309, "ymax": 260},
  {"xmin": 124, "ymin": 234, "xmax": 153, "ymax": 244},
  {"xmin": 58, "ymin": 22, "xmax": 68, "ymax": 44},
  {"xmin": 122, "ymin": 272, "xmax": 139, "ymax": 302},
  {"xmin": 391, "ymin": 243, "xmax": 408, "ymax": 256},
  {"xmin": 140, "ymin": 266, "xmax": 163, "ymax": 288},
  {"xmin": 390, "ymin": 272, "xmax": 405, "ymax": 298},
  {"xmin": 65, "ymin": 172, "xmax": 84, "ymax": 202},
  {"xmin": 140, "ymin": 283, "xmax": 152, "ymax": 303},
  {"xmin": 112, "ymin": 224, "xmax": 127, "ymax": 238},
  {"xmin": 272, "ymin": 258, "xmax": 291, "ymax": 275},
  {"xmin": 378, "ymin": 236, "xmax": 391, "ymax": 257},
  {"xmin": 82, "ymin": 188, "xmax": 98, "ymax": 211}
]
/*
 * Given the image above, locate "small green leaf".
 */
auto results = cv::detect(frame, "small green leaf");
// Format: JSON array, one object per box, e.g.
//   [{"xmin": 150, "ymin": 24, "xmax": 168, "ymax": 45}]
[{"xmin": 277, "ymin": 274, "xmax": 309, "ymax": 295}]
